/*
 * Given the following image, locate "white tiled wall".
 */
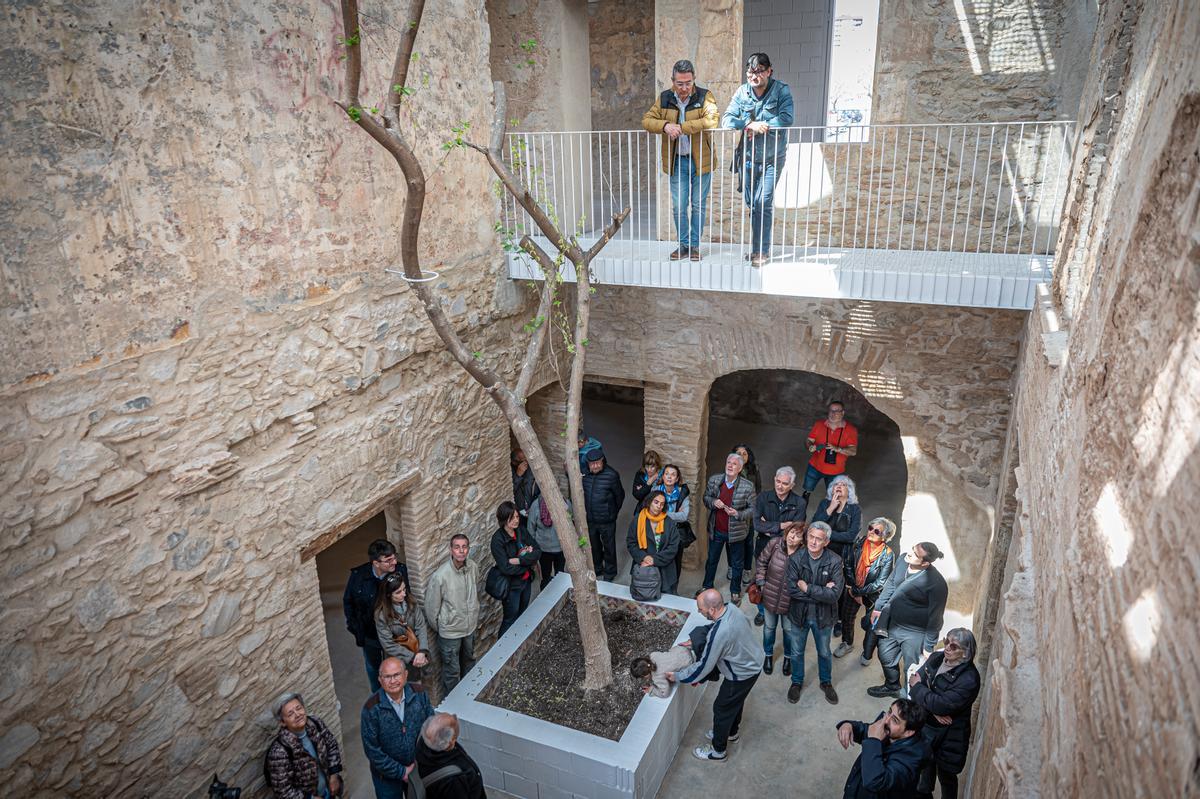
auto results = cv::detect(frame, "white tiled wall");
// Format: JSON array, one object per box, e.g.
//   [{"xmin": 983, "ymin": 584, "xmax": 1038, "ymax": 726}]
[{"xmin": 743, "ymin": 0, "xmax": 833, "ymax": 126}]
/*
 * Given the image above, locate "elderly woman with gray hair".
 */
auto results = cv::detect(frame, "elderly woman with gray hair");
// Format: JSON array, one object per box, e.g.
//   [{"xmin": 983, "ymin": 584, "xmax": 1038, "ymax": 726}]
[
  {"xmin": 907, "ymin": 628, "xmax": 981, "ymax": 799},
  {"xmin": 811, "ymin": 475, "xmax": 861, "ymax": 640},
  {"xmin": 834, "ymin": 516, "xmax": 896, "ymax": 661},
  {"xmin": 264, "ymin": 692, "xmax": 344, "ymax": 799}
]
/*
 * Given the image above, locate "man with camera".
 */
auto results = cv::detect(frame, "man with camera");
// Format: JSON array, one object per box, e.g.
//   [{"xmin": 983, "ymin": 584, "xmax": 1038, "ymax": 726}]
[{"xmin": 802, "ymin": 401, "xmax": 858, "ymax": 505}]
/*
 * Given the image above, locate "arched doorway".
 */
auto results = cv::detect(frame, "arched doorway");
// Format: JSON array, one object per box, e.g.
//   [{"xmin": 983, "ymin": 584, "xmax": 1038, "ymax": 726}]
[{"xmin": 699, "ymin": 369, "xmax": 908, "ymax": 593}]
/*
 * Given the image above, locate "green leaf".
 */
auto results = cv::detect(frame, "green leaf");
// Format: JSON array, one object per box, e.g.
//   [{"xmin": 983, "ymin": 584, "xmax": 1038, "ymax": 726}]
[
  {"xmin": 472, "ymin": 351, "xmax": 483, "ymax": 360},
  {"xmin": 346, "ymin": 106, "xmax": 362, "ymax": 122},
  {"xmin": 578, "ymin": 535, "xmax": 589, "ymax": 548}
]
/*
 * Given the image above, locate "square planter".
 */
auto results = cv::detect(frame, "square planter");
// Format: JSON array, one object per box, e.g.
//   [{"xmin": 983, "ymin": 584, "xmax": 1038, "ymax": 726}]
[{"xmin": 437, "ymin": 573, "xmax": 706, "ymax": 799}]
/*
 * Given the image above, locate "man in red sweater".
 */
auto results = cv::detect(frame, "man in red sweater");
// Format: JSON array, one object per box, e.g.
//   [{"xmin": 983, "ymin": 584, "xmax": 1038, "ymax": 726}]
[{"xmin": 802, "ymin": 401, "xmax": 858, "ymax": 504}]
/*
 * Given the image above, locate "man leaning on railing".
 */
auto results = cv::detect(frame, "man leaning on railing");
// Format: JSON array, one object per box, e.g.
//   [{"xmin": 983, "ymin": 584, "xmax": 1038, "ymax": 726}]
[
  {"xmin": 722, "ymin": 53, "xmax": 794, "ymax": 268},
  {"xmin": 642, "ymin": 59, "xmax": 719, "ymax": 263}
]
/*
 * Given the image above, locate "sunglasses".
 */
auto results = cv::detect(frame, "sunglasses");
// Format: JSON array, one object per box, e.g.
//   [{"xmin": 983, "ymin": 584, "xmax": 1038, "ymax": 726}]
[{"xmin": 746, "ymin": 67, "xmax": 768, "ymax": 75}]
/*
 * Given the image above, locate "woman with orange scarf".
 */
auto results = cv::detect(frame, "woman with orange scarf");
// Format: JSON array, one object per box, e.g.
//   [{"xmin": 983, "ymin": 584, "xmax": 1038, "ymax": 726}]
[
  {"xmin": 625, "ymin": 491, "xmax": 681, "ymax": 594},
  {"xmin": 834, "ymin": 517, "xmax": 896, "ymax": 664}
]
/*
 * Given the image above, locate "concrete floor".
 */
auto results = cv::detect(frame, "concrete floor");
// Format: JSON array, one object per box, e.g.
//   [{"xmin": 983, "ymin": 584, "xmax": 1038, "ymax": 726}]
[{"xmin": 317, "ymin": 397, "xmax": 951, "ymax": 797}]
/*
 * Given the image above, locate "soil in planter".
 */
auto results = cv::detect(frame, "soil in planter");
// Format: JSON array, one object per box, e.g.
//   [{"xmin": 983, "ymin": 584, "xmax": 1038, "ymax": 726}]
[{"xmin": 481, "ymin": 600, "xmax": 681, "ymax": 740}]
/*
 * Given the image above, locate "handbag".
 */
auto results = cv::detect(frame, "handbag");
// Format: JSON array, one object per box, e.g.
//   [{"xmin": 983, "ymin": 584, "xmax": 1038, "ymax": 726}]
[
  {"xmin": 747, "ymin": 581, "xmax": 762, "ymax": 605},
  {"xmin": 484, "ymin": 565, "xmax": 509, "ymax": 600},
  {"xmin": 393, "ymin": 622, "xmax": 420, "ymax": 655}
]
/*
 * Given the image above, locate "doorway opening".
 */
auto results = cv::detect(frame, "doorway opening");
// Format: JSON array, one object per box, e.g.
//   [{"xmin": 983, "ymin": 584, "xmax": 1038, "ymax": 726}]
[
  {"xmin": 309, "ymin": 473, "xmax": 419, "ymax": 794},
  {"xmin": 703, "ymin": 369, "xmax": 907, "ymax": 583}
]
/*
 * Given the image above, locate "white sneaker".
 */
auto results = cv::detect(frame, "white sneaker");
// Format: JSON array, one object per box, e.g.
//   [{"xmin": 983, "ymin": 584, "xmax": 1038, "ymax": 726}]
[
  {"xmin": 860, "ymin": 654, "xmax": 871, "ymax": 667},
  {"xmin": 693, "ymin": 744, "xmax": 728, "ymax": 761},
  {"xmin": 833, "ymin": 642, "xmax": 853, "ymax": 658},
  {"xmin": 705, "ymin": 729, "xmax": 740, "ymax": 743}
]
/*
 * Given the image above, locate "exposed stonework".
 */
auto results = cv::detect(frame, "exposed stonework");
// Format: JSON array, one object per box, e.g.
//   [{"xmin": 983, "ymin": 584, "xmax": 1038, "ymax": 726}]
[
  {"xmin": 588, "ymin": 0, "xmax": 655, "ymax": 131},
  {"xmin": 872, "ymin": 0, "xmax": 1095, "ymax": 124},
  {"xmin": 966, "ymin": 0, "xmax": 1200, "ymax": 795},
  {"xmin": 0, "ymin": 1, "xmax": 539, "ymax": 795},
  {"xmin": 579, "ymin": 288, "xmax": 1026, "ymax": 615}
]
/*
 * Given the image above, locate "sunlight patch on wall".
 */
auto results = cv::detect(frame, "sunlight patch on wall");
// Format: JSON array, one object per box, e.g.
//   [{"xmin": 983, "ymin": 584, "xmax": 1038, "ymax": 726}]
[
  {"xmin": 857, "ymin": 370, "xmax": 905, "ymax": 400},
  {"xmin": 1136, "ymin": 331, "xmax": 1200, "ymax": 490},
  {"xmin": 901, "ymin": 492, "xmax": 962, "ymax": 582},
  {"xmin": 1123, "ymin": 588, "xmax": 1161, "ymax": 663},
  {"xmin": 1092, "ymin": 482, "xmax": 1132, "ymax": 569}
]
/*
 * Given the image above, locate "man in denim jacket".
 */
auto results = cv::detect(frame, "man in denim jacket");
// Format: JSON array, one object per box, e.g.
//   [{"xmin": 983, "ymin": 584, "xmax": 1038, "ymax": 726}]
[{"xmin": 721, "ymin": 53, "xmax": 794, "ymax": 267}]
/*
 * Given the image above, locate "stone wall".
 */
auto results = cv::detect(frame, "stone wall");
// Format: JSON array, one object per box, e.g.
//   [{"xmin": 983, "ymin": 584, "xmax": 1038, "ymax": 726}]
[
  {"xmin": 0, "ymin": 1, "xmax": 537, "ymax": 795},
  {"xmin": 588, "ymin": 0, "xmax": 655, "ymax": 131},
  {"xmin": 966, "ymin": 0, "xmax": 1200, "ymax": 796},
  {"xmin": 581, "ymin": 288, "xmax": 1026, "ymax": 615},
  {"xmin": 872, "ymin": 0, "xmax": 1095, "ymax": 124}
]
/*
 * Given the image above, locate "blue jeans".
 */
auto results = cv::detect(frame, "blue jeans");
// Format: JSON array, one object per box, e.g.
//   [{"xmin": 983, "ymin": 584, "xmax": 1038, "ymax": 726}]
[
  {"xmin": 669, "ymin": 156, "xmax": 712, "ymax": 248},
  {"xmin": 743, "ymin": 156, "xmax": 783, "ymax": 255},
  {"xmin": 802, "ymin": 464, "xmax": 837, "ymax": 495},
  {"xmin": 762, "ymin": 609, "xmax": 797, "ymax": 658},
  {"xmin": 370, "ymin": 770, "xmax": 406, "ymax": 799},
  {"xmin": 702, "ymin": 534, "xmax": 745, "ymax": 594},
  {"xmin": 789, "ymin": 616, "xmax": 833, "ymax": 686},
  {"xmin": 362, "ymin": 642, "xmax": 383, "ymax": 694}
]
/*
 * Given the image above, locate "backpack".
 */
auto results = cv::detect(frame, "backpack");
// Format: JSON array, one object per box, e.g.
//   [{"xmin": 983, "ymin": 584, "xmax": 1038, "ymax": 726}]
[
  {"xmin": 406, "ymin": 763, "xmax": 463, "ymax": 799},
  {"xmin": 630, "ymin": 564, "xmax": 662, "ymax": 603}
]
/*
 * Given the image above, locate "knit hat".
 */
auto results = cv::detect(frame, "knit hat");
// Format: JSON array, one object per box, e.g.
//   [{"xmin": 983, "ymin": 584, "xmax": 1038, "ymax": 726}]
[{"xmin": 586, "ymin": 448, "xmax": 606, "ymax": 463}]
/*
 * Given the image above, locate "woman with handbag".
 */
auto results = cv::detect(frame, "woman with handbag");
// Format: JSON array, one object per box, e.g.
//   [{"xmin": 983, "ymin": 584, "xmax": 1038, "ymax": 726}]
[
  {"xmin": 752, "ymin": 522, "xmax": 806, "ymax": 675},
  {"xmin": 373, "ymin": 572, "xmax": 430, "ymax": 683},
  {"xmin": 626, "ymin": 490, "xmax": 681, "ymax": 595},
  {"xmin": 653, "ymin": 464, "xmax": 693, "ymax": 584},
  {"xmin": 490, "ymin": 501, "xmax": 541, "ymax": 635}
]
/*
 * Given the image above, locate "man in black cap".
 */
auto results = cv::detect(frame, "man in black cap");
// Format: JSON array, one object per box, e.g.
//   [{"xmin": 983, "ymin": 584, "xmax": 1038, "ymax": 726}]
[{"xmin": 580, "ymin": 448, "xmax": 625, "ymax": 581}]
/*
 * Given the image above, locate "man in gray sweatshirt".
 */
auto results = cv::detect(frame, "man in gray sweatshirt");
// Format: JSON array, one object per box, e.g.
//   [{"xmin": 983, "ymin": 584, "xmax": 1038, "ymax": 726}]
[{"xmin": 668, "ymin": 589, "xmax": 764, "ymax": 762}]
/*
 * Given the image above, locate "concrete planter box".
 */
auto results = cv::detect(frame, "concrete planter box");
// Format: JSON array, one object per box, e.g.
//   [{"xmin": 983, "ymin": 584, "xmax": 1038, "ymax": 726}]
[{"xmin": 437, "ymin": 574, "xmax": 705, "ymax": 799}]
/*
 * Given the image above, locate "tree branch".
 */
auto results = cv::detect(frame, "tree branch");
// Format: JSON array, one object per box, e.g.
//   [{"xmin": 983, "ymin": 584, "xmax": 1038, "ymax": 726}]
[
  {"xmin": 386, "ymin": 0, "xmax": 426, "ymax": 122},
  {"xmin": 489, "ymin": 81, "xmax": 507, "ymax": 154},
  {"xmin": 514, "ymin": 239, "xmax": 557, "ymax": 401},
  {"xmin": 340, "ymin": 0, "xmax": 362, "ymax": 106},
  {"xmin": 585, "ymin": 208, "xmax": 632, "ymax": 262}
]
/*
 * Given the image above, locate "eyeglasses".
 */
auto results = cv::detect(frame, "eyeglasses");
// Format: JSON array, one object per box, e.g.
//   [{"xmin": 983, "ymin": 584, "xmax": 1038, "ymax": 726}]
[
  {"xmin": 672, "ymin": 79, "xmax": 694, "ymax": 88},
  {"xmin": 380, "ymin": 672, "xmax": 406, "ymax": 682},
  {"xmin": 944, "ymin": 642, "xmax": 962, "ymax": 651},
  {"xmin": 747, "ymin": 67, "xmax": 768, "ymax": 75},
  {"xmin": 868, "ymin": 527, "xmax": 884, "ymax": 535},
  {"xmin": 829, "ymin": 409, "xmax": 845, "ymax": 415}
]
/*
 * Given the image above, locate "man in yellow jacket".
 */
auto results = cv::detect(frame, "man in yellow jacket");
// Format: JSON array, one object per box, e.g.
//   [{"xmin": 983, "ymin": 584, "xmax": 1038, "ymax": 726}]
[{"xmin": 642, "ymin": 60, "xmax": 719, "ymax": 261}]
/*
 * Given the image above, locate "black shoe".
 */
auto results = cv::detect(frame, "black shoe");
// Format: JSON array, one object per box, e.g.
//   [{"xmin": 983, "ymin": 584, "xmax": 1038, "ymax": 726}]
[
  {"xmin": 867, "ymin": 684, "xmax": 901, "ymax": 698},
  {"xmin": 763, "ymin": 656, "xmax": 774, "ymax": 675},
  {"xmin": 782, "ymin": 657, "xmax": 792, "ymax": 676},
  {"xmin": 754, "ymin": 613, "xmax": 765, "ymax": 627},
  {"xmin": 821, "ymin": 682, "xmax": 839, "ymax": 704},
  {"xmin": 787, "ymin": 683, "xmax": 803, "ymax": 703},
  {"xmin": 833, "ymin": 622, "xmax": 843, "ymax": 638},
  {"xmin": 669, "ymin": 247, "xmax": 689, "ymax": 261}
]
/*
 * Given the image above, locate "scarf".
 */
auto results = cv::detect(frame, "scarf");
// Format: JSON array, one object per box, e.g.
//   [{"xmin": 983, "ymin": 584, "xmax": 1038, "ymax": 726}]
[
  {"xmin": 856, "ymin": 538, "xmax": 887, "ymax": 587},
  {"xmin": 538, "ymin": 498, "xmax": 553, "ymax": 527},
  {"xmin": 659, "ymin": 483, "xmax": 682, "ymax": 510},
  {"xmin": 636, "ymin": 507, "xmax": 667, "ymax": 550}
]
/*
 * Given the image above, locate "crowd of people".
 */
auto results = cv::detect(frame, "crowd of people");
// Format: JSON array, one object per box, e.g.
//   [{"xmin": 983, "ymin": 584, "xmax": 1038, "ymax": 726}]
[{"xmin": 263, "ymin": 398, "xmax": 978, "ymax": 799}]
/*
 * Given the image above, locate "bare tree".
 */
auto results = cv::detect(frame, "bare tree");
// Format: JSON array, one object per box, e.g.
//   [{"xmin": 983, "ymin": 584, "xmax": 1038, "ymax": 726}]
[{"xmin": 336, "ymin": 0, "xmax": 628, "ymax": 689}]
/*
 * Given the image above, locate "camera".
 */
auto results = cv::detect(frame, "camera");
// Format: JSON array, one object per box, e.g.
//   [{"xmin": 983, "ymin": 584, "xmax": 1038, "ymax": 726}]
[
  {"xmin": 823, "ymin": 446, "xmax": 838, "ymax": 465},
  {"xmin": 208, "ymin": 775, "xmax": 242, "ymax": 799}
]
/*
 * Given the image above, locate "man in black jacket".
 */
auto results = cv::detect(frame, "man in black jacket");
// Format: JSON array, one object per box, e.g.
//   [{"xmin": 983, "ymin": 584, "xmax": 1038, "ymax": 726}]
[
  {"xmin": 868, "ymin": 542, "xmax": 949, "ymax": 699},
  {"xmin": 414, "ymin": 713, "xmax": 487, "ymax": 799},
  {"xmin": 785, "ymin": 521, "xmax": 844, "ymax": 705},
  {"xmin": 836, "ymin": 699, "xmax": 929, "ymax": 799},
  {"xmin": 581, "ymin": 449, "xmax": 625, "ymax": 581},
  {"xmin": 343, "ymin": 539, "xmax": 408, "ymax": 693}
]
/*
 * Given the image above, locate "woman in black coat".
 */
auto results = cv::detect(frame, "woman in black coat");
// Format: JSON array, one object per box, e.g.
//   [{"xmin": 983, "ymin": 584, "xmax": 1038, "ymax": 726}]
[
  {"xmin": 908, "ymin": 627, "xmax": 982, "ymax": 799},
  {"xmin": 625, "ymin": 490, "xmax": 680, "ymax": 594},
  {"xmin": 490, "ymin": 501, "xmax": 541, "ymax": 636}
]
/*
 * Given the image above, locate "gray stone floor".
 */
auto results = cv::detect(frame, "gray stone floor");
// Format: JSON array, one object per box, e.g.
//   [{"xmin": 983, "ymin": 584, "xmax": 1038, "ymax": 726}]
[{"xmin": 319, "ymin": 395, "xmax": 939, "ymax": 797}]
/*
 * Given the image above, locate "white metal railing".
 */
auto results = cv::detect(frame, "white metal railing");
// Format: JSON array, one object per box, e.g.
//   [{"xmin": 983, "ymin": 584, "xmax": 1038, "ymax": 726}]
[{"xmin": 499, "ymin": 122, "xmax": 1074, "ymax": 262}]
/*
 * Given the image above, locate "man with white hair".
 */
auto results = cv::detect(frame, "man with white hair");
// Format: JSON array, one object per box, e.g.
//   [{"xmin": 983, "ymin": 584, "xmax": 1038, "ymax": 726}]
[
  {"xmin": 667, "ymin": 588, "xmax": 764, "ymax": 762},
  {"xmin": 785, "ymin": 521, "xmax": 845, "ymax": 705},
  {"xmin": 701, "ymin": 452, "xmax": 756, "ymax": 603},
  {"xmin": 413, "ymin": 712, "xmax": 487, "ymax": 798}
]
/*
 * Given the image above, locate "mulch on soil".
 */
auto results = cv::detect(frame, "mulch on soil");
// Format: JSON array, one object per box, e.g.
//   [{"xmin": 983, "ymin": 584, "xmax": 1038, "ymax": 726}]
[{"xmin": 480, "ymin": 600, "xmax": 682, "ymax": 740}]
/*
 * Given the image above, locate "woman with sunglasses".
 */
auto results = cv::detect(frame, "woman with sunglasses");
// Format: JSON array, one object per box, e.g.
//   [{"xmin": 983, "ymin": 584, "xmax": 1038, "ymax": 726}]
[
  {"xmin": 907, "ymin": 628, "xmax": 981, "ymax": 799},
  {"xmin": 834, "ymin": 516, "xmax": 896, "ymax": 663},
  {"xmin": 373, "ymin": 572, "xmax": 430, "ymax": 682}
]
